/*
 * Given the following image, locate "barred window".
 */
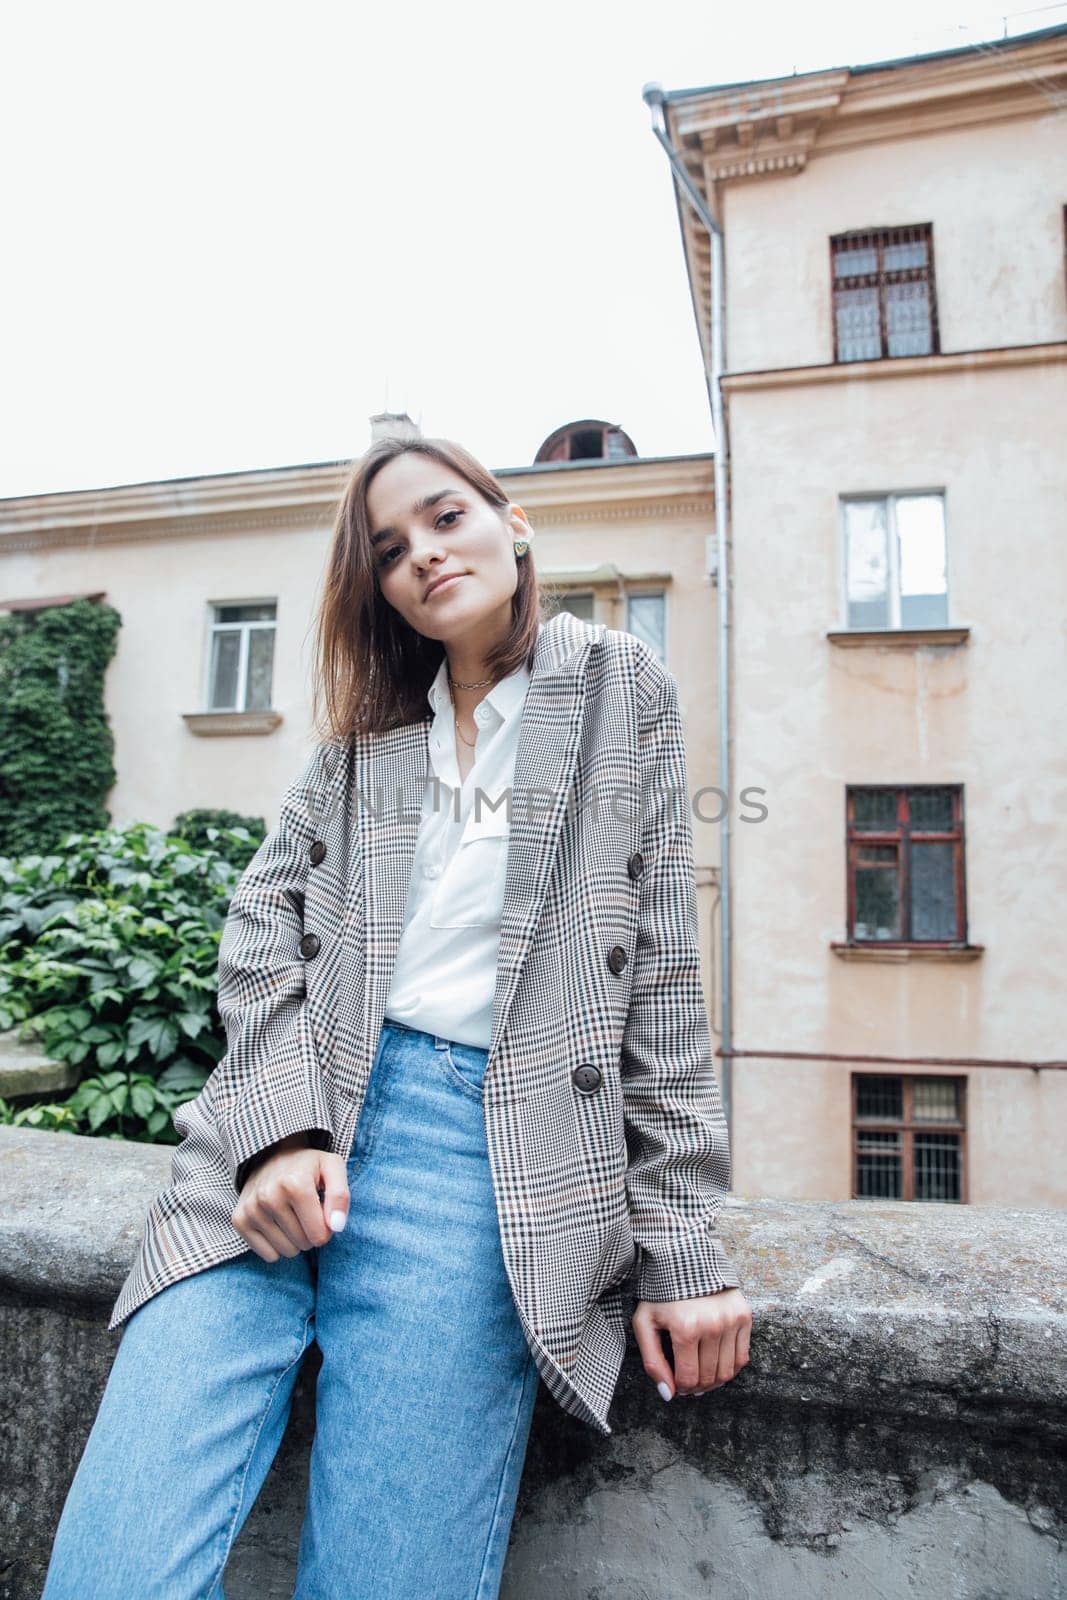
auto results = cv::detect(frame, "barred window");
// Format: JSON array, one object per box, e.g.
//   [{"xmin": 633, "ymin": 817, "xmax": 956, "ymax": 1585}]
[
  {"xmin": 853, "ymin": 1073, "xmax": 966, "ymax": 1202},
  {"xmin": 846, "ymin": 785, "xmax": 966, "ymax": 945},
  {"xmin": 831, "ymin": 224, "xmax": 939, "ymax": 362}
]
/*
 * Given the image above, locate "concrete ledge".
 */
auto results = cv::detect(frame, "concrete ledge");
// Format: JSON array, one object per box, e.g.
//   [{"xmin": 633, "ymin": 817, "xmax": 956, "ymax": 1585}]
[
  {"xmin": 0, "ymin": 1029, "xmax": 78, "ymax": 1100},
  {"xmin": 2, "ymin": 1124, "xmax": 1065, "ymax": 1598}
]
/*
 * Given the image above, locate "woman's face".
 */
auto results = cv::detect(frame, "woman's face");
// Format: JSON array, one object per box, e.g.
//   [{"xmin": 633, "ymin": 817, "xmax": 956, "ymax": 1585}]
[{"xmin": 366, "ymin": 451, "xmax": 528, "ymax": 646}]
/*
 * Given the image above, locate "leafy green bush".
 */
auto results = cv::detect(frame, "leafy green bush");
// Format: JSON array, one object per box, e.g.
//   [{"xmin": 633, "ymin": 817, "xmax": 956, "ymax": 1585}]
[
  {"xmin": 0, "ymin": 816, "xmax": 265, "ymax": 1145},
  {"xmin": 171, "ymin": 807, "xmax": 267, "ymax": 865}
]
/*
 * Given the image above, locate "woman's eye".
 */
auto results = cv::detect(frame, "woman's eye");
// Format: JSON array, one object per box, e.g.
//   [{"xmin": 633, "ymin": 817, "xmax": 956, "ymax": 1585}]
[{"xmin": 376, "ymin": 510, "xmax": 462, "ymax": 571}]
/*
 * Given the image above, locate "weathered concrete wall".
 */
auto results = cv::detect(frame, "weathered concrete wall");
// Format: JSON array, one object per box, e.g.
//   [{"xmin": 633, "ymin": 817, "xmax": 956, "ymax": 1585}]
[{"xmin": 2, "ymin": 1124, "xmax": 1064, "ymax": 1599}]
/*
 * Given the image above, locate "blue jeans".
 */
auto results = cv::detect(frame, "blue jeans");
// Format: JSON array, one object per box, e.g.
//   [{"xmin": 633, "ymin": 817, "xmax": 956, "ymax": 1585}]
[{"xmin": 42, "ymin": 1020, "xmax": 540, "ymax": 1600}]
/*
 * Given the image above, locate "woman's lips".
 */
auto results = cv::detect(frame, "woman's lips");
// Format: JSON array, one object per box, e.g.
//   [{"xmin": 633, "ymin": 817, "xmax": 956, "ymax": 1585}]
[{"xmin": 425, "ymin": 574, "xmax": 466, "ymax": 600}]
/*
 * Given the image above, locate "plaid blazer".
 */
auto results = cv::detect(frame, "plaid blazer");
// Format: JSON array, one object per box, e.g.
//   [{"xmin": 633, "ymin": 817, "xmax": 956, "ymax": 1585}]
[{"xmin": 108, "ymin": 609, "xmax": 739, "ymax": 1436}]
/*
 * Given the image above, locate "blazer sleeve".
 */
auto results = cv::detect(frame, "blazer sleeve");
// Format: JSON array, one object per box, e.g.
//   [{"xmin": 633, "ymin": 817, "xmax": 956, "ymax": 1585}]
[
  {"xmin": 620, "ymin": 656, "xmax": 741, "ymax": 1302},
  {"xmin": 212, "ymin": 742, "xmax": 336, "ymax": 1195}
]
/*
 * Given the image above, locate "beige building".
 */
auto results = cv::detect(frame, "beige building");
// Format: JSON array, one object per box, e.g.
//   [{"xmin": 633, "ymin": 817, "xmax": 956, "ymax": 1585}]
[
  {"xmin": 0, "ymin": 415, "xmax": 723, "ymax": 988},
  {"xmin": 653, "ymin": 24, "xmax": 1067, "ymax": 1205},
  {"xmin": 3, "ymin": 25, "xmax": 1064, "ymax": 1213}
]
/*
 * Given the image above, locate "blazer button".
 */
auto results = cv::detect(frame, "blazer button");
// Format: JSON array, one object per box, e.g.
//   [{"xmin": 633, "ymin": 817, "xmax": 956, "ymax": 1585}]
[
  {"xmin": 608, "ymin": 944, "xmax": 628, "ymax": 975},
  {"xmin": 309, "ymin": 841, "xmax": 327, "ymax": 866},
  {"xmin": 627, "ymin": 851, "xmax": 644, "ymax": 880},
  {"xmin": 572, "ymin": 1063, "xmax": 602, "ymax": 1094},
  {"xmin": 299, "ymin": 933, "xmax": 321, "ymax": 959}
]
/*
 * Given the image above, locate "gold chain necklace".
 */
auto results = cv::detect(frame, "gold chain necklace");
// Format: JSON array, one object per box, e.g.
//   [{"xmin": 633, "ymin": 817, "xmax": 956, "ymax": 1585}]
[{"xmin": 448, "ymin": 666, "xmax": 494, "ymax": 749}]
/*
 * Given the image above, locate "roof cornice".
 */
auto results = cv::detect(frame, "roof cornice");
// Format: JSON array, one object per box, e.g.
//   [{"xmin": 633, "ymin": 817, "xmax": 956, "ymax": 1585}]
[
  {"xmin": 662, "ymin": 27, "xmax": 1066, "ymax": 378},
  {"xmin": 667, "ymin": 30, "xmax": 1067, "ymax": 184},
  {"xmin": 0, "ymin": 465, "xmax": 347, "ymax": 554},
  {"xmin": 0, "ymin": 454, "xmax": 715, "ymax": 555}
]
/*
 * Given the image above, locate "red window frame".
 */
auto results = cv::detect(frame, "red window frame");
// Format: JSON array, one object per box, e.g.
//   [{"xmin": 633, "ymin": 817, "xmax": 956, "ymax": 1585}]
[
  {"xmin": 830, "ymin": 223, "xmax": 940, "ymax": 363},
  {"xmin": 852, "ymin": 1072, "xmax": 968, "ymax": 1202},
  {"xmin": 845, "ymin": 785, "xmax": 967, "ymax": 947}
]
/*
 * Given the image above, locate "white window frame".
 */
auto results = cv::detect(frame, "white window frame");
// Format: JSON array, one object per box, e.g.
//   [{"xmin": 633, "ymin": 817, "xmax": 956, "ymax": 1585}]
[
  {"xmin": 840, "ymin": 490, "xmax": 949, "ymax": 631},
  {"xmin": 551, "ymin": 589, "xmax": 597, "ymax": 623},
  {"xmin": 205, "ymin": 600, "xmax": 277, "ymax": 712},
  {"xmin": 625, "ymin": 588, "xmax": 668, "ymax": 663}
]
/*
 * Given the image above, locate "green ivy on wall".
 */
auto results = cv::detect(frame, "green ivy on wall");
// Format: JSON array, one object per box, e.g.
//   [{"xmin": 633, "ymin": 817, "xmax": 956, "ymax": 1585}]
[{"xmin": 0, "ymin": 598, "xmax": 122, "ymax": 857}]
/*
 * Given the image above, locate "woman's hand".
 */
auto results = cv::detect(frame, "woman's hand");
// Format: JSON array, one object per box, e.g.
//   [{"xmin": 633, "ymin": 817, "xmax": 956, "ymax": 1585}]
[
  {"xmin": 231, "ymin": 1134, "xmax": 351, "ymax": 1262},
  {"xmin": 632, "ymin": 1287, "xmax": 752, "ymax": 1400}
]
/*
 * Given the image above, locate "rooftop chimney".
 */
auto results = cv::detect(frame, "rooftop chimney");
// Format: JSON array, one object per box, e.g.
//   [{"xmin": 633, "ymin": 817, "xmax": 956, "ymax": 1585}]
[{"xmin": 369, "ymin": 411, "xmax": 421, "ymax": 445}]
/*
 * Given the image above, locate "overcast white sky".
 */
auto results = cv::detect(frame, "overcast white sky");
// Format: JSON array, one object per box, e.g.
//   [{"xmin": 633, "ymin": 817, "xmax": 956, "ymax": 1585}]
[{"xmin": 1, "ymin": 0, "xmax": 1062, "ymax": 500}]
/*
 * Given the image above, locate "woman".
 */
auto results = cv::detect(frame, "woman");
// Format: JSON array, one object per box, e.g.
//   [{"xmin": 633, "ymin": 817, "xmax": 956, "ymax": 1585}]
[{"xmin": 42, "ymin": 436, "xmax": 752, "ymax": 1599}]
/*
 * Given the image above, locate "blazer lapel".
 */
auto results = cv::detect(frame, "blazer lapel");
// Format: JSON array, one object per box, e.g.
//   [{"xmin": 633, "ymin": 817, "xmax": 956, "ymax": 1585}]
[{"xmin": 354, "ymin": 612, "xmax": 601, "ymax": 1082}]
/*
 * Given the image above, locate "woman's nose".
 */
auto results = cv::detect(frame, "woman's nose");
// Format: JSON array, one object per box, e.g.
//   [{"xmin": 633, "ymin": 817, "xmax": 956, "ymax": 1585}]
[{"xmin": 409, "ymin": 541, "xmax": 446, "ymax": 572}]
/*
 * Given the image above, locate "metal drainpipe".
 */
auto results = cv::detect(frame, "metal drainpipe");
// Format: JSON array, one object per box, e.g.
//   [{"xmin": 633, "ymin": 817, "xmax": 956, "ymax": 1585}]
[
  {"xmin": 602, "ymin": 561, "xmax": 628, "ymax": 620},
  {"xmin": 642, "ymin": 83, "xmax": 734, "ymax": 1130}
]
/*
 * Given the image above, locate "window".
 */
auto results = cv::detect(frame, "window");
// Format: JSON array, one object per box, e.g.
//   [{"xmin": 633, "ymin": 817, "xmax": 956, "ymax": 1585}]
[
  {"xmin": 852, "ymin": 1073, "xmax": 966, "ymax": 1201},
  {"xmin": 842, "ymin": 492, "xmax": 948, "ymax": 629},
  {"xmin": 830, "ymin": 224, "xmax": 939, "ymax": 362},
  {"xmin": 553, "ymin": 590, "xmax": 595, "ymax": 622},
  {"xmin": 846, "ymin": 786, "xmax": 966, "ymax": 944},
  {"xmin": 534, "ymin": 419, "xmax": 638, "ymax": 463},
  {"xmin": 208, "ymin": 602, "xmax": 276, "ymax": 711},
  {"xmin": 549, "ymin": 588, "xmax": 667, "ymax": 658},
  {"xmin": 626, "ymin": 591, "xmax": 666, "ymax": 661}
]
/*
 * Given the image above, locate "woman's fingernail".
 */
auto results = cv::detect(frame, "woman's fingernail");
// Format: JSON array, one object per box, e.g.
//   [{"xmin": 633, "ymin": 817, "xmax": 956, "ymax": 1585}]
[
  {"xmin": 657, "ymin": 1380, "xmax": 673, "ymax": 1402},
  {"xmin": 329, "ymin": 1210, "xmax": 347, "ymax": 1232}
]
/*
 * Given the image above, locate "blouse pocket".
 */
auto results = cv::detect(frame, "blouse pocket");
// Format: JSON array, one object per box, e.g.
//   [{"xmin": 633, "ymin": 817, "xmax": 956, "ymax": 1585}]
[{"xmin": 429, "ymin": 802, "xmax": 510, "ymax": 929}]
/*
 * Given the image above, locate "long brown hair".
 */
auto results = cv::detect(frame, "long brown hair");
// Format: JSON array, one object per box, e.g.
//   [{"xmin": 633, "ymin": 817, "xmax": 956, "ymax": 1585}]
[{"xmin": 311, "ymin": 436, "xmax": 550, "ymax": 741}]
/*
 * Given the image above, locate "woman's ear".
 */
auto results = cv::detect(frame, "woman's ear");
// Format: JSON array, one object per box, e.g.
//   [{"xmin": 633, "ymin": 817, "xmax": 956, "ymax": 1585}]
[{"xmin": 508, "ymin": 502, "xmax": 534, "ymax": 540}]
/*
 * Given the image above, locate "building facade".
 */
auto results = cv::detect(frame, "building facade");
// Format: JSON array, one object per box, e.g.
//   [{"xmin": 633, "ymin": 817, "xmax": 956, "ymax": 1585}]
[
  {"xmin": 0, "ymin": 418, "xmax": 725, "ymax": 1036},
  {"xmin": 5, "ymin": 26, "xmax": 1065, "ymax": 1211},
  {"xmin": 659, "ymin": 25, "xmax": 1067, "ymax": 1206}
]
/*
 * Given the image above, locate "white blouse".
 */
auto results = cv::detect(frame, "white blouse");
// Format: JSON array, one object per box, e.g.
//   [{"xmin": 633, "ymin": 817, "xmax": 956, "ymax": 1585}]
[{"xmin": 382, "ymin": 651, "xmax": 533, "ymax": 1047}]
